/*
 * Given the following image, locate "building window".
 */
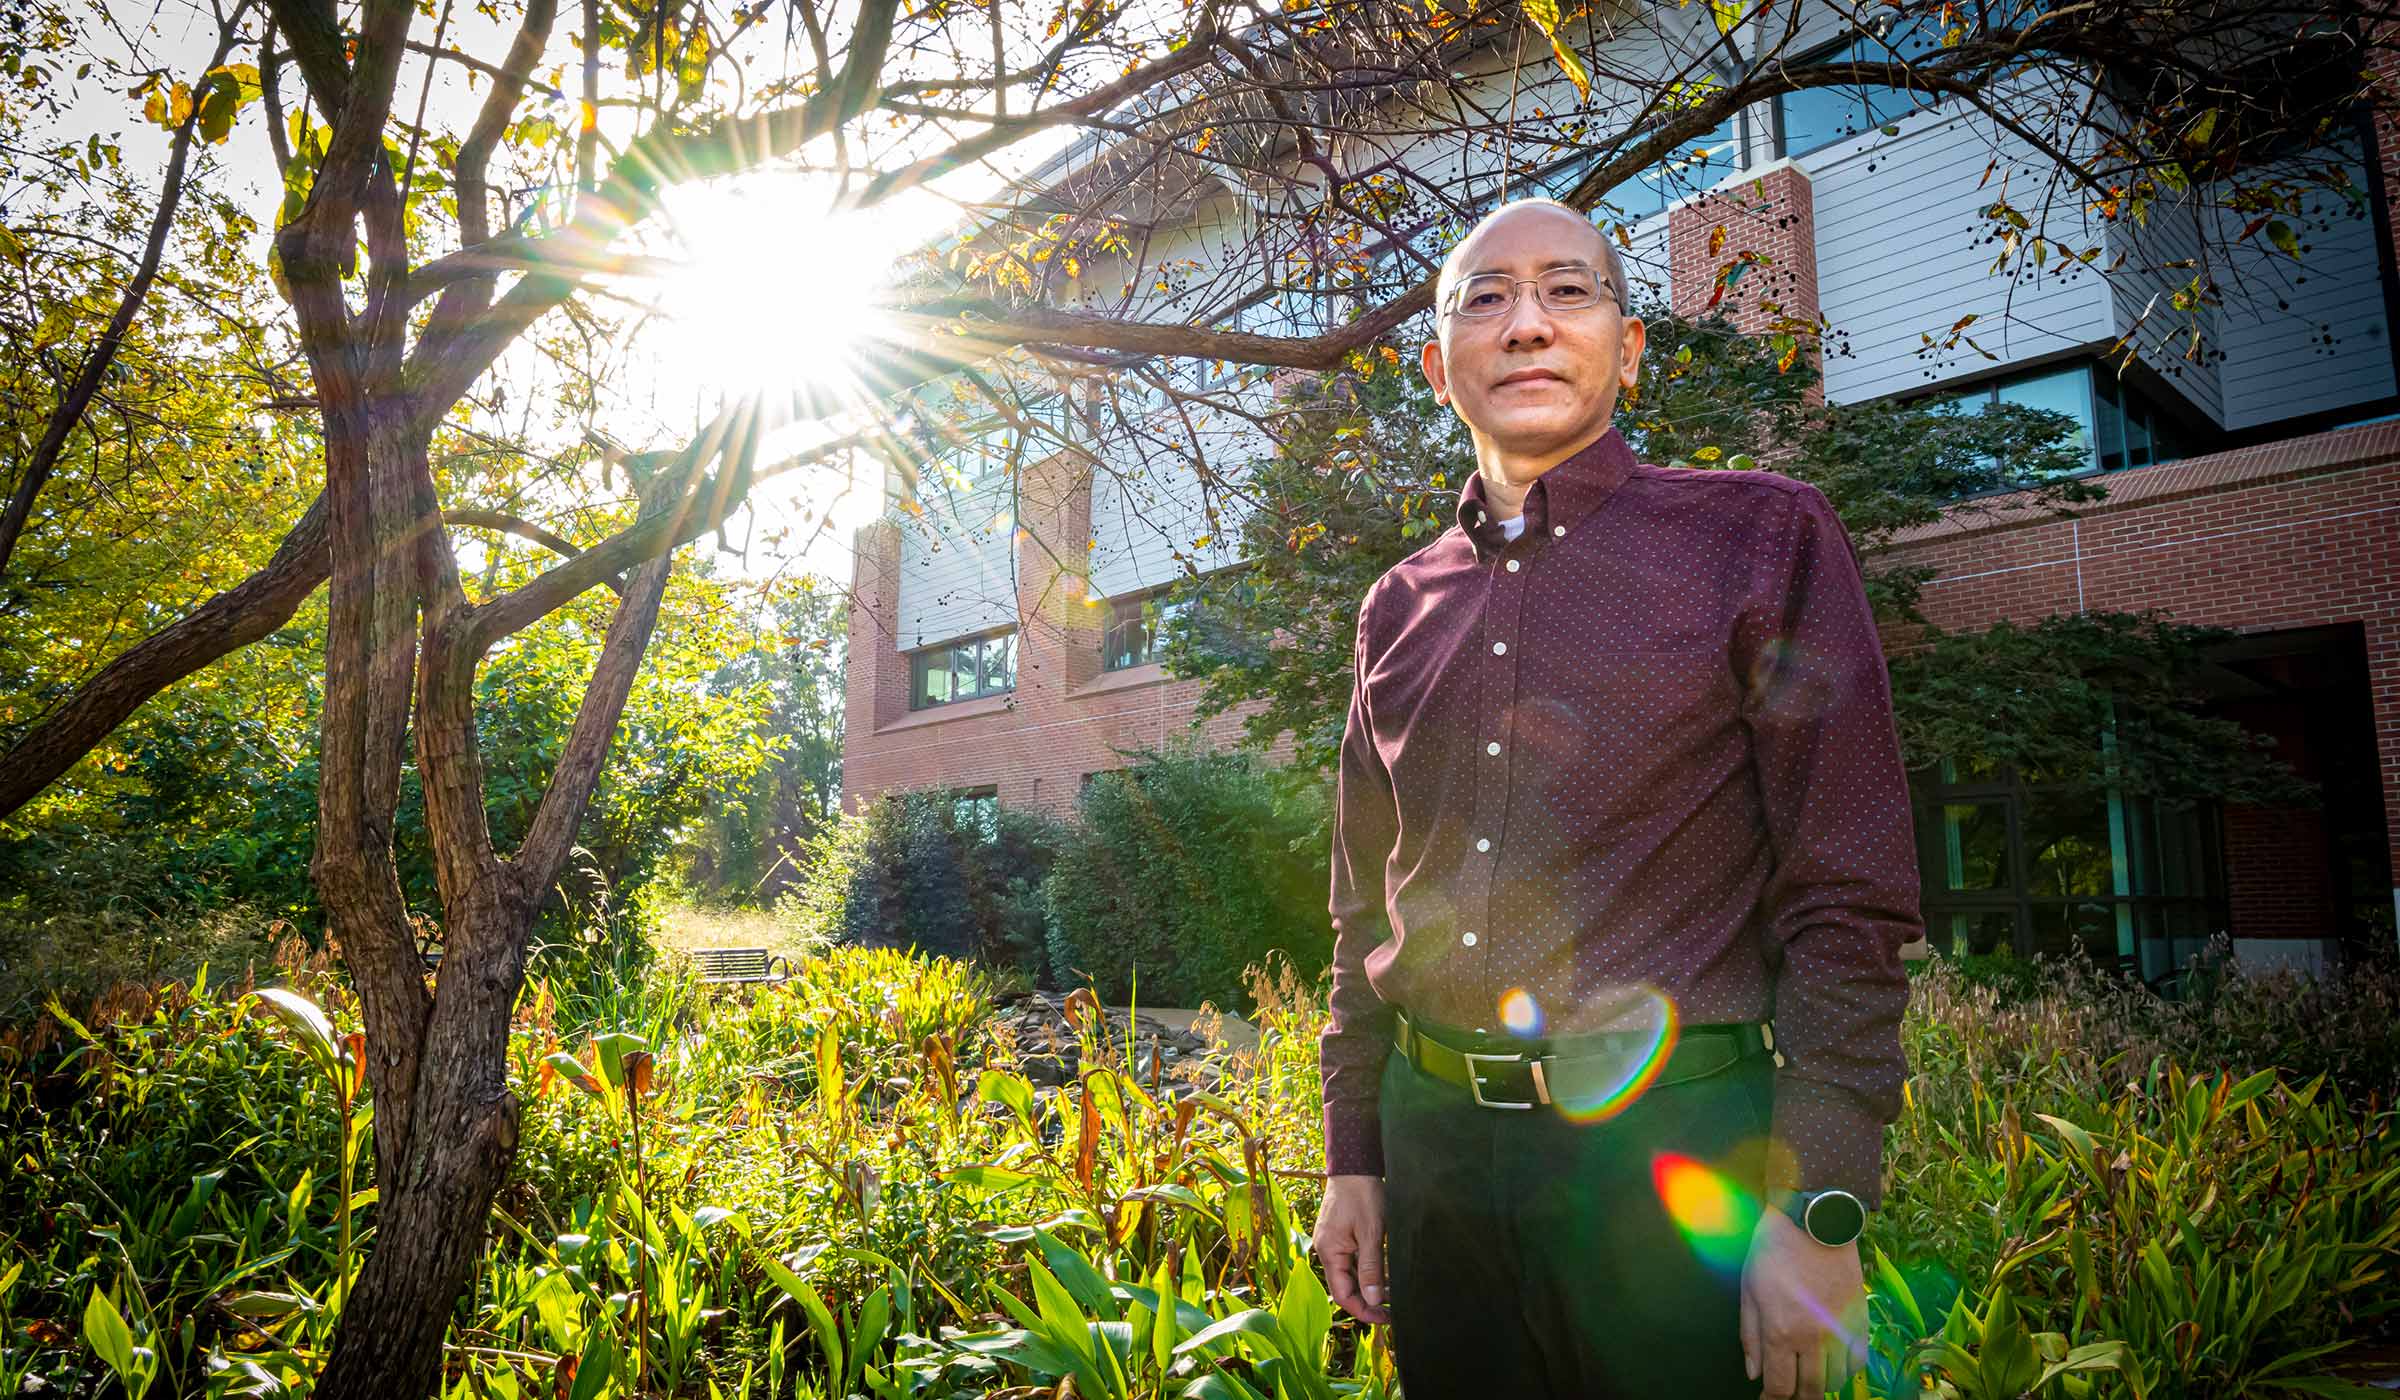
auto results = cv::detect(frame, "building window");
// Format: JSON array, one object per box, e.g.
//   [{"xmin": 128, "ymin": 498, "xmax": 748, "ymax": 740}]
[
  {"xmin": 1103, "ymin": 587, "xmax": 1189, "ymax": 671},
  {"xmin": 1577, "ymin": 113, "xmax": 1746, "ymax": 221},
  {"xmin": 909, "ymin": 629, "xmax": 1016, "ymax": 709},
  {"xmin": 950, "ymin": 784, "xmax": 999, "ymax": 841},
  {"xmin": 1100, "ymin": 574, "xmax": 1260, "ymax": 672},
  {"xmin": 2090, "ymin": 368, "xmax": 2189, "ymax": 473},
  {"xmin": 1774, "ymin": 17, "xmax": 1945, "ymax": 159},
  {"xmin": 1933, "ymin": 360, "xmax": 2194, "ymax": 482},
  {"xmin": 1913, "ymin": 753, "xmax": 2227, "ymax": 984}
]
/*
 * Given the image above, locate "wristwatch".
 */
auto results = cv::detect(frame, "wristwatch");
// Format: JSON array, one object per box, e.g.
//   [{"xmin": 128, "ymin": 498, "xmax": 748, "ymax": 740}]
[{"xmin": 1767, "ymin": 1187, "xmax": 1867, "ymax": 1248}]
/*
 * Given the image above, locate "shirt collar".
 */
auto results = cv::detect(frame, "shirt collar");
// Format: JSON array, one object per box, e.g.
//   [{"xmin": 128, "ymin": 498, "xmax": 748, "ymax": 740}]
[{"xmin": 1453, "ymin": 427, "xmax": 1637, "ymax": 555}]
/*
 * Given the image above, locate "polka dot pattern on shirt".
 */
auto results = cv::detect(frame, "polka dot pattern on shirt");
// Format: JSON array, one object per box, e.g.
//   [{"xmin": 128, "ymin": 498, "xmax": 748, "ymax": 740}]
[{"xmin": 1317, "ymin": 428, "xmax": 1921, "ymax": 1208}]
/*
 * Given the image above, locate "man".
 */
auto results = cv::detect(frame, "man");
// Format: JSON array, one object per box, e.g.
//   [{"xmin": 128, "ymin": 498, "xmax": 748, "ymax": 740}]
[{"xmin": 1309, "ymin": 198, "xmax": 1919, "ymax": 1400}]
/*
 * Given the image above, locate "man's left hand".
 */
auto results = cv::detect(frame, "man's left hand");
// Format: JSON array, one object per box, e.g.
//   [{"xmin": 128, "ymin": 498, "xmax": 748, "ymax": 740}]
[{"xmin": 1738, "ymin": 1206, "xmax": 1869, "ymax": 1399}]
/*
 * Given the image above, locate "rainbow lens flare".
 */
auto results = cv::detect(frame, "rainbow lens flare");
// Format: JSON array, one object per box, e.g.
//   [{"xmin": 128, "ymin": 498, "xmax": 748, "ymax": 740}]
[
  {"xmin": 1498, "ymin": 986, "xmax": 1546, "ymax": 1037},
  {"xmin": 1651, "ymin": 1152, "xmax": 1760, "ymax": 1276},
  {"xmin": 1544, "ymin": 988, "xmax": 1680, "ymax": 1125}
]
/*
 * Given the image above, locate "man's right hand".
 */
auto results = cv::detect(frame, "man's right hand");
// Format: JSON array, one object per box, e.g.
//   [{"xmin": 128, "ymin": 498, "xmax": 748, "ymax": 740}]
[{"xmin": 1313, "ymin": 1173, "xmax": 1391, "ymax": 1325}]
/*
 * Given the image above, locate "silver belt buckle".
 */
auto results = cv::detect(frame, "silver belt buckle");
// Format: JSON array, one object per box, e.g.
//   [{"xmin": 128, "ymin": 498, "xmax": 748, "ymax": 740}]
[{"xmin": 1461, "ymin": 1050, "xmax": 1548, "ymax": 1109}]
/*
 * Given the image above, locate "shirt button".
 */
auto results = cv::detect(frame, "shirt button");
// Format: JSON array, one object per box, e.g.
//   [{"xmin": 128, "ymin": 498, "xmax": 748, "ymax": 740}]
[
  {"xmin": 1461, "ymin": 932, "xmax": 1479, "ymax": 947},
  {"xmin": 1552, "ymin": 524, "xmax": 1566, "ymax": 537},
  {"xmin": 1491, "ymin": 641, "xmax": 1507, "ymax": 655},
  {"xmin": 1486, "ymin": 741, "xmax": 1502, "ymax": 756},
  {"xmin": 1476, "ymin": 837, "xmax": 1491, "ymax": 852},
  {"xmin": 1506, "ymin": 559, "xmax": 1521, "ymax": 572}
]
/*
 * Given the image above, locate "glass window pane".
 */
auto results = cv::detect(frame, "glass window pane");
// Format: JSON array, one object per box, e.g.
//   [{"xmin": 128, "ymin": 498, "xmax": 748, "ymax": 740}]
[
  {"xmin": 2092, "ymin": 371, "xmax": 2125, "ymax": 471},
  {"xmin": 1936, "ymin": 909, "xmax": 2016, "ymax": 957},
  {"xmin": 2124, "ymin": 397, "xmax": 2152, "ymax": 468},
  {"xmin": 996, "ymin": 633, "xmax": 1017, "ymax": 689},
  {"xmin": 1992, "ymin": 366, "xmax": 2094, "ymax": 471},
  {"xmin": 951, "ymin": 644, "xmax": 977, "ymax": 696},
  {"xmin": 2031, "ymin": 900, "xmax": 2121, "ymax": 964},
  {"xmin": 1925, "ymin": 800, "xmax": 2012, "ymax": 893},
  {"xmin": 1609, "ymin": 116, "xmax": 1742, "ymax": 219},
  {"xmin": 2022, "ymin": 789, "xmax": 2115, "ymax": 898},
  {"xmin": 921, "ymin": 653, "xmax": 951, "ymax": 705}
]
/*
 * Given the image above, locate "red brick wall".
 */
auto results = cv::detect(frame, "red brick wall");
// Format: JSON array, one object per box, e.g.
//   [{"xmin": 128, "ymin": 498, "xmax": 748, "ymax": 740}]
[
  {"xmin": 841, "ymin": 453, "xmax": 1297, "ymax": 822},
  {"xmin": 2223, "ymin": 805, "xmax": 2338, "ymax": 939},
  {"xmin": 1873, "ymin": 421, "xmax": 2400, "ymax": 939},
  {"xmin": 1666, "ymin": 161, "xmax": 1823, "ymax": 402}
]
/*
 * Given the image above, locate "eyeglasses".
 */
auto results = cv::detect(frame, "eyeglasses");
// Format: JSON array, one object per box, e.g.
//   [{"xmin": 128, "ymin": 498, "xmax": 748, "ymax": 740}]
[{"xmin": 1444, "ymin": 265, "xmax": 1619, "ymax": 318}]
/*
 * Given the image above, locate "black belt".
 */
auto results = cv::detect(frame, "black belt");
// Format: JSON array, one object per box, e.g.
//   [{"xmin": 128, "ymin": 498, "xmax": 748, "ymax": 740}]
[{"xmin": 1393, "ymin": 1009, "xmax": 1774, "ymax": 1110}]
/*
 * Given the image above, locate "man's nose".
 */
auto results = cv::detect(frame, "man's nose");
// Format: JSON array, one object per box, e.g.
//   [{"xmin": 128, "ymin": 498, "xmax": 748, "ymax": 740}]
[{"xmin": 1501, "ymin": 292, "xmax": 1555, "ymax": 351}]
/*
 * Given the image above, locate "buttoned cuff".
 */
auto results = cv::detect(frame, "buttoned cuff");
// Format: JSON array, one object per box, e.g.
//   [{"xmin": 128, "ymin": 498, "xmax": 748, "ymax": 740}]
[
  {"xmin": 1767, "ymin": 1077, "xmax": 1889, "ymax": 1212},
  {"xmin": 1323, "ymin": 1097, "xmax": 1385, "ymax": 1178}
]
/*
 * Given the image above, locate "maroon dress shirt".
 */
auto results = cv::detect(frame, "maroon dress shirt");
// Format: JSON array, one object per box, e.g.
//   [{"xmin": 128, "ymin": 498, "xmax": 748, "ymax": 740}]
[{"xmin": 1319, "ymin": 427, "xmax": 1919, "ymax": 1208}]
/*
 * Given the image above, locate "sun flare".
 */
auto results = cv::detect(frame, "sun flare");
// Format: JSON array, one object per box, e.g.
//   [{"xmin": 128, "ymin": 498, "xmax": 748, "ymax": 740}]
[{"xmin": 654, "ymin": 177, "xmax": 896, "ymax": 399}]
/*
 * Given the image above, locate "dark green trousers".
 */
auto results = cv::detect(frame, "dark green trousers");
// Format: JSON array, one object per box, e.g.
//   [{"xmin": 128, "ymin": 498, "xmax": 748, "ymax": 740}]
[{"xmin": 1376, "ymin": 1030, "xmax": 1774, "ymax": 1399}]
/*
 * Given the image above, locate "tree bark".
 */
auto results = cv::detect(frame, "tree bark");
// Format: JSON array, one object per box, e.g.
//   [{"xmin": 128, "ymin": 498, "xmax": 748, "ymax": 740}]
[{"xmin": 0, "ymin": 492, "xmax": 330, "ymax": 816}]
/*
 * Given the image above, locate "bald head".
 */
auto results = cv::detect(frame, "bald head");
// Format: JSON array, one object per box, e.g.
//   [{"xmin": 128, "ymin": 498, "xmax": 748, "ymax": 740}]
[{"xmin": 1435, "ymin": 198, "xmax": 1629, "ymax": 318}]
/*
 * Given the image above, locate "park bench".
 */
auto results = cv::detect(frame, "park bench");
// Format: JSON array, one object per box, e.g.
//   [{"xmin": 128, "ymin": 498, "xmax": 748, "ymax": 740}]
[{"xmin": 688, "ymin": 947, "xmax": 795, "ymax": 985}]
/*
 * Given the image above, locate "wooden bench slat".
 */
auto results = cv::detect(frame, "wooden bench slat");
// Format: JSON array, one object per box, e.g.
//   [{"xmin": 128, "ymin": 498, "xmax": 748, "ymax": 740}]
[{"xmin": 689, "ymin": 946, "xmax": 790, "ymax": 984}]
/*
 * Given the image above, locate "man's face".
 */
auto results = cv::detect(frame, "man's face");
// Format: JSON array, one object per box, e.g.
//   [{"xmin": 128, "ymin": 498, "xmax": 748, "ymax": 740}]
[{"xmin": 1421, "ymin": 205, "xmax": 1646, "ymax": 464}]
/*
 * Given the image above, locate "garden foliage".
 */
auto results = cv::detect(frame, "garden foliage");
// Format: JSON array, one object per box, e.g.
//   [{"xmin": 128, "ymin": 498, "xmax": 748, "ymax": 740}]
[
  {"xmin": 2, "ymin": 935, "xmax": 2394, "ymax": 1398},
  {"xmin": 1041, "ymin": 742, "xmax": 1333, "ymax": 1012}
]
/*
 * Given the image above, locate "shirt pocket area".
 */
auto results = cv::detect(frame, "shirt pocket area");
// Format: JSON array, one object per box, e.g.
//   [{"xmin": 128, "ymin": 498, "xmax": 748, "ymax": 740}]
[{"xmin": 1515, "ymin": 648, "xmax": 1736, "ymax": 819}]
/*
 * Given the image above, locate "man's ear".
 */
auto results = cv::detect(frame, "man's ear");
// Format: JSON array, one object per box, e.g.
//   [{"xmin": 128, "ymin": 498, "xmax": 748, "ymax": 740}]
[
  {"xmin": 1420, "ymin": 338, "xmax": 1450, "ymax": 405},
  {"xmin": 1617, "ymin": 315, "xmax": 1647, "ymax": 389}
]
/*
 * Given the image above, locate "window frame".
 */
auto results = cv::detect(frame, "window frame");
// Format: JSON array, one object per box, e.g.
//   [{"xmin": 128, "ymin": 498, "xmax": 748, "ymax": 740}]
[
  {"xmin": 1771, "ymin": 17, "xmax": 1948, "ymax": 161},
  {"xmin": 908, "ymin": 627, "xmax": 1018, "ymax": 710},
  {"xmin": 949, "ymin": 783, "xmax": 1000, "ymax": 842},
  {"xmin": 1099, "ymin": 570, "xmax": 1260, "ymax": 672}
]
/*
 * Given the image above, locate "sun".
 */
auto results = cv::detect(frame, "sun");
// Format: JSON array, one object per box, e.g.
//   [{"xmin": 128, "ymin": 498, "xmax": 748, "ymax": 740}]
[{"xmin": 653, "ymin": 176, "xmax": 896, "ymax": 399}]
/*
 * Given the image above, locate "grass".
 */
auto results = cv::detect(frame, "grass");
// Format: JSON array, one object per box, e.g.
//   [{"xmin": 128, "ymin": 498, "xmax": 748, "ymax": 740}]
[{"xmin": 652, "ymin": 898, "xmax": 818, "ymax": 959}]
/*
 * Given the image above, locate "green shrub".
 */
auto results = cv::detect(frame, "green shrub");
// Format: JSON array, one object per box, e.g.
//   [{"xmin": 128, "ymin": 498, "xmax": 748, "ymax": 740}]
[
  {"xmin": 784, "ymin": 793, "xmax": 1070, "ymax": 979},
  {"xmin": 1042, "ymin": 741, "xmax": 1333, "ymax": 1010}
]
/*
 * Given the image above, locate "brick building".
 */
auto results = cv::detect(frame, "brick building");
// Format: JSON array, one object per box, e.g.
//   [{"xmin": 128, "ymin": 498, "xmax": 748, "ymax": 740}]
[{"xmin": 841, "ymin": 9, "xmax": 2400, "ymax": 977}]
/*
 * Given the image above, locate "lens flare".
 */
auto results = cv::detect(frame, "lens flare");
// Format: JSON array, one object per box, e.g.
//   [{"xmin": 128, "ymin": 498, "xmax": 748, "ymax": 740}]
[
  {"xmin": 1498, "ymin": 987, "xmax": 1545, "ymax": 1037},
  {"xmin": 1652, "ymin": 1152, "xmax": 1760, "ymax": 1276},
  {"xmin": 1546, "ymin": 988, "xmax": 1679, "ymax": 1125}
]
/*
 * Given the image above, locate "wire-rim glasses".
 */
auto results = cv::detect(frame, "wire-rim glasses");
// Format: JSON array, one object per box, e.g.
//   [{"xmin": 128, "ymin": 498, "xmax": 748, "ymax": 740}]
[{"xmin": 1445, "ymin": 265, "xmax": 1619, "ymax": 318}]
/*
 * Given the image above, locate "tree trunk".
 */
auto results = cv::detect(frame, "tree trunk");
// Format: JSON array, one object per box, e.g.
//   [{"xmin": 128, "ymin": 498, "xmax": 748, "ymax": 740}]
[
  {"xmin": 0, "ymin": 492, "xmax": 330, "ymax": 816},
  {"xmin": 315, "ymin": 883, "xmax": 534, "ymax": 1399}
]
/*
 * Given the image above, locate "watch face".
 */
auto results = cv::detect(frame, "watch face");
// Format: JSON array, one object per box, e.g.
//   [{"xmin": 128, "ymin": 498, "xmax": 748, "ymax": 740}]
[{"xmin": 1804, "ymin": 1191, "xmax": 1866, "ymax": 1247}]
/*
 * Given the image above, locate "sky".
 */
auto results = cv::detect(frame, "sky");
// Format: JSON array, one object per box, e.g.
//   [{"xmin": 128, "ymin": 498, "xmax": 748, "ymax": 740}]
[{"xmin": 40, "ymin": 0, "xmax": 1081, "ymax": 590}]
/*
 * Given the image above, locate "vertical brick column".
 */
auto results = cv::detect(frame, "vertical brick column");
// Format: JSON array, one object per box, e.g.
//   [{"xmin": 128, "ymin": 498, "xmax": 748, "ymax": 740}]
[
  {"xmin": 840, "ymin": 518, "xmax": 908, "ymax": 812},
  {"xmin": 1666, "ymin": 162, "xmax": 1824, "ymax": 403},
  {"xmin": 2370, "ymin": 617, "xmax": 2400, "ymax": 951},
  {"xmin": 1013, "ymin": 450, "xmax": 1104, "ymax": 704}
]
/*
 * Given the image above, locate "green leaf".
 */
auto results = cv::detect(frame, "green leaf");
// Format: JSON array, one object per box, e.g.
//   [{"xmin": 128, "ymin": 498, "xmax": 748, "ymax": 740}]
[
  {"xmin": 2222, "ymin": 1067, "xmax": 2278, "ymax": 1110},
  {"xmin": 1027, "ymin": 1259, "xmax": 1096, "ymax": 1360},
  {"xmin": 84, "ymin": 1289, "xmax": 137, "ymax": 1388},
  {"xmin": 252, "ymin": 988, "xmax": 342, "ymax": 1084},
  {"xmin": 1520, "ymin": 0, "xmax": 1590, "ymax": 99},
  {"xmin": 1035, "ymin": 1229, "xmax": 1119, "ymax": 1320},
  {"xmin": 1173, "ymin": 1308, "xmax": 1286, "ymax": 1360},
  {"xmin": 2266, "ymin": 221, "xmax": 2300, "ymax": 259},
  {"xmin": 1275, "ymin": 1257, "xmax": 1333, "ymax": 1367},
  {"xmin": 567, "ymin": 1327, "xmax": 616, "ymax": 1400}
]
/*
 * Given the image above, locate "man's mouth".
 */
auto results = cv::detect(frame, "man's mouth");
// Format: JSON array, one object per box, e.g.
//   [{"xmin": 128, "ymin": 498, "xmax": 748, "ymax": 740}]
[{"xmin": 1494, "ymin": 369, "xmax": 1565, "ymax": 388}]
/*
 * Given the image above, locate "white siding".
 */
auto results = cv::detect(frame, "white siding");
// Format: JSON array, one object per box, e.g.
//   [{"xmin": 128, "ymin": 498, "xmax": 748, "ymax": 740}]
[
  {"xmin": 1812, "ymin": 101, "xmax": 2116, "ymax": 405},
  {"xmin": 1087, "ymin": 414, "xmax": 1275, "ymax": 599},
  {"xmin": 2214, "ymin": 142, "xmax": 2394, "ymax": 430},
  {"xmin": 2105, "ymin": 180, "xmax": 2224, "ymax": 425},
  {"xmin": 894, "ymin": 476, "xmax": 1017, "ymax": 651}
]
